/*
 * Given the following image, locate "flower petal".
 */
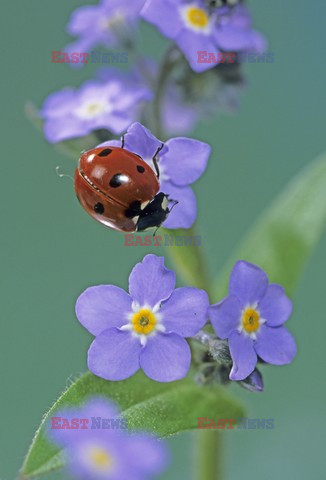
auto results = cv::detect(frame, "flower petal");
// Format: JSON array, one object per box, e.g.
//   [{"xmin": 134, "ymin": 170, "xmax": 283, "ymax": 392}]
[
  {"xmin": 67, "ymin": 6, "xmax": 103, "ymax": 36},
  {"xmin": 95, "ymin": 110, "xmax": 134, "ymax": 134},
  {"xmin": 81, "ymin": 397, "xmax": 120, "ymax": 421},
  {"xmin": 41, "ymin": 88, "xmax": 77, "ymax": 117},
  {"xmin": 125, "ymin": 434, "xmax": 169, "ymax": 476},
  {"xmin": 47, "ymin": 407, "xmax": 83, "ymax": 446},
  {"xmin": 176, "ymin": 30, "xmax": 219, "ymax": 73},
  {"xmin": 162, "ymin": 138, "xmax": 210, "ymax": 186},
  {"xmin": 124, "ymin": 122, "xmax": 167, "ymax": 161},
  {"xmin": 229, "ymin": 260, "xmax": 268, "ymax": 306},
  {"xmin": 141, "ymin": 0, "xmax": 184, "ymax": 40},
  {"xmin": 128, "ymin": 254, "xmax": 176, "ymax": 307},
  {"xmin": 88, "ymin": 328, "xmax": 141, "ymax": 381},
  {"xmin": 255, "ymin": 325, "xmax": 297, "ymax": 365},
  {"xmin": 215, "ymin": 27, "xmax": 266, "ymax": 53},
  {"xmin": 239, "ymin": 368, "xmax": 264, "ymax": 393},
  {"xmin": 140, "ymin": 333, "xmax": 191, "ymax": 382},
  {"xmin": 161, "ymin": 182, "xmax": 197, "ymax": 229},
  {"xmin": 43, "ymin": 116, "xmax": 88, "ymax": 143},
  {"xmin": 228, "ymin": 331, "xmax": 257, "ymax": 380},
  {"xmin": 214, "ymin": 5, "xmax": 267, "ymax": 54},
  {"xmin": 209, "ymin": 295, "xmax": 241, "ymax": 339},
  {"xmin": 160, "ymin": 287, "xmax": 209, "ymax": 337},
  {"xmin": 259, "ymin": 284, "xmax": 292, "ymax": 327},
  {"xmin": 98, "ymin": 139, "xmax": 123, "ymax": 148},
  {"xmin": 75, "ymin": 285, "xmax": 132, "ymax": 336}
]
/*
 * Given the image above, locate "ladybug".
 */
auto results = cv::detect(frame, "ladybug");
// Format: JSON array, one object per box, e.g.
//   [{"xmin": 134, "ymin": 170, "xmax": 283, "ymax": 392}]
[{"xmin": 74, "ymin": 143, "xmax": 172, "ymax": 232}]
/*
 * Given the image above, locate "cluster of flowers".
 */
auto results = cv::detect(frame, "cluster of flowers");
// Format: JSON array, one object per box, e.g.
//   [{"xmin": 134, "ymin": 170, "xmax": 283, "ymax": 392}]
[
  {"xmin": 41, "ymin": 0, "xmax": 266, "ymax": 143},
  {"xmin": 76, "ymin": 254, "xmax": 297, "ymax": 385}
]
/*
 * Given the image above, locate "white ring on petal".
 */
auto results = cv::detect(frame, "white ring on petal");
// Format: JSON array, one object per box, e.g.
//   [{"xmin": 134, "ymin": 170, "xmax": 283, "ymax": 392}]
[
  {"xmin": 180, "ymin": 5, "xmax": 212, "ymax": 34},
  {"xmin": 121, "ymin": 304, "xmax": 165, "ymax": 344}
]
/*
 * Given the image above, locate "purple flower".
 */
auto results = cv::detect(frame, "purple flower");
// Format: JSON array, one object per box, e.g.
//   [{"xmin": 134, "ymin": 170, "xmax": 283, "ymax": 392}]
[
  {"xmin": 209, "ymin": 261, "xmax": 297, "ymax": 381},
  {"xmin": 41, "ymin": 78, "xmax": 151, "ymax": 143},
  {"xmin": 141, "ymin": 1, "xmax": 265, "ymax": 72},
  {"xmin": 65, "ymin": 0, "xmax": 145, "ymax": 55},
  {"xmin": 214, "ymin": 4, "xmax": 266, "ymax": 54},
  {"xmin": 48, "ymin": 397, "xmax": 168, "ymax": 480},
  {"xmin": 101, "ymin": 122, "xmax": 210, "ymax": 229},
  {"xmin": 76, "ymin": 254, "xmax": 209, "ymax": 382},
  {"xmin": 99, "ymin": 62, "xmax": 198, "ymax": 136}
]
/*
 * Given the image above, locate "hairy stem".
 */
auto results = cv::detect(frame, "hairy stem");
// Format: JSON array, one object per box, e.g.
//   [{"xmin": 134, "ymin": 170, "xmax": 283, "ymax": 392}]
[{"xmin": 196, "ymin": 430, "xmax": 222, "ymax": 480}]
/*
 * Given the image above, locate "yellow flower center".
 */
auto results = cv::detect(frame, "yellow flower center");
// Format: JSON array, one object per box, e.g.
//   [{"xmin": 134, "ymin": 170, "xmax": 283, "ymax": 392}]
[
  {"xmin": 132, "ymin": 308, "xmax": 157, "ymax": 335},
  {"xmin": 76, "ymin": 100, "xmax": 109, "ymax": 120},
  {"xmin": 242, "ymin": 308, "xmax": 260, "ymax": 333},
  {"xmin": 187, "ymin": 7, "xmax": 209, "ymax": 28},
  {"xmin": 89, "ymin": 447, "xmax": 112, "ymax": 470},
  {"xmin": 86, "ymin": 102, "xmax": 104, "ymax": 116}
]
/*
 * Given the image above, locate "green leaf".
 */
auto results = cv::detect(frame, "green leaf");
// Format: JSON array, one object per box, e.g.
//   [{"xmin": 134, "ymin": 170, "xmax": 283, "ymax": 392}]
[
  {"xmin": 162, "ymin": 227, "xmax": 211, "ymax": 292},
  {"xmin": 213, "ymin": 151, "xmax": 326, "ymax": 298},
  {"xmin": 20, "ymin": 371, "xmax": 244, "ymax": 479}
]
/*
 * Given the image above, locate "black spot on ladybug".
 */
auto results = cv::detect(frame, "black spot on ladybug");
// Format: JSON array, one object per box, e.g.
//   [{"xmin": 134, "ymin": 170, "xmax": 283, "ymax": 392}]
[
  {"xmin": 125, "ymin": 200, "xmax": 141, "ymax": 218},
  {"xmin": 109, "ymin": 173, "xmax": 126, "ymax": 188},
  {"xmin": 137, "ymin": 165, "xmax": 145, "ymax": 173},
  {"xmin": 94, "ymin": 202, "xmax": 104, "ymax": 214},
  {"xmin": 98, "ymin": 148, "xmax": 112, "ymax": 157}
]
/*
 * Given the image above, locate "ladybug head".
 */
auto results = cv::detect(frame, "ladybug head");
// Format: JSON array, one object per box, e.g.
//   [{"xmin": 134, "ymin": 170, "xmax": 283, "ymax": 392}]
[{"xmin": 136, "ymin": 193, "xmax": 174, "ymax": 232}]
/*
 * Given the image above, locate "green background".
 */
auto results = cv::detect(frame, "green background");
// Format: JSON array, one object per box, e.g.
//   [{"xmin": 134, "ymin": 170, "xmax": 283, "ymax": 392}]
[{"xmin": 1, "ymin": 1, "xmax": 325, "ymax": 479}]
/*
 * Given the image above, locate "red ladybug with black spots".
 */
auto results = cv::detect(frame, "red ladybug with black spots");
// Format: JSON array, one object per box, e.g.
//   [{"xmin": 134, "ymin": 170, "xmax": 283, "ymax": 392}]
[{"xmin": 74, "ymin": 142, "xmax": 172, "ymax": 232}]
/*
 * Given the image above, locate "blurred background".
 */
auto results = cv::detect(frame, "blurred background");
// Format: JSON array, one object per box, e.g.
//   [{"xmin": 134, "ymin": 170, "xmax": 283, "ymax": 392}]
[{"xmin": 1, "ymin": 1, "xmax": 326, "ymax": 479}]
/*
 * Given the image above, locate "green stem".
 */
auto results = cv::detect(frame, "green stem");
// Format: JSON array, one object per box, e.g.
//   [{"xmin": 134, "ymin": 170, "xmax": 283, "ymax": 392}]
[
  {"xmin": 153, "ymin": 46, "xmax": 223, "ymax": 480},
  {"xmin": 196, "ymin": 430, "xmax": 222, "ymax": 480},
  {"xmin": 152, "ymin": 45, "xmax": 181, "ymax": 139},
  {"xmin": 162, "ymin": 226, "xmax": 212, "ymax": 293}
]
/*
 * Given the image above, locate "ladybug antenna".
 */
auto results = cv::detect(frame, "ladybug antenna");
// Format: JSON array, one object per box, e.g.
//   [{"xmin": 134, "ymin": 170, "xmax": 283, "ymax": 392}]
[
  {"xmin": 152, "ymin": 143, "xmax": 164, "ymax": 179},
  {"xmin": 168, "ymin": 197, "xmax": 179, "ymax": 213},
  {"xmin": 56, "ymin": 166, "xmax": 74, "ymax": 182}
]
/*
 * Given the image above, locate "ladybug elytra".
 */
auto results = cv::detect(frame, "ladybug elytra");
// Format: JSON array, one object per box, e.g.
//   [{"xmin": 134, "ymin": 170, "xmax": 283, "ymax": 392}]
[{"xmin": 74, "ymin": 145, "xmax": 171, "ymax": 232}]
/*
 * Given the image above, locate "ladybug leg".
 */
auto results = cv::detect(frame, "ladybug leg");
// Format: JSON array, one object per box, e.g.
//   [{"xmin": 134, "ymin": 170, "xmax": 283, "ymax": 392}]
[
  {"xmin": 121, "ymin": 134, "xmax": 125, "ymax": 149},
  {"xmin": 152, "ymin": 143, "xmax": 164, "ymax": 179}
]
